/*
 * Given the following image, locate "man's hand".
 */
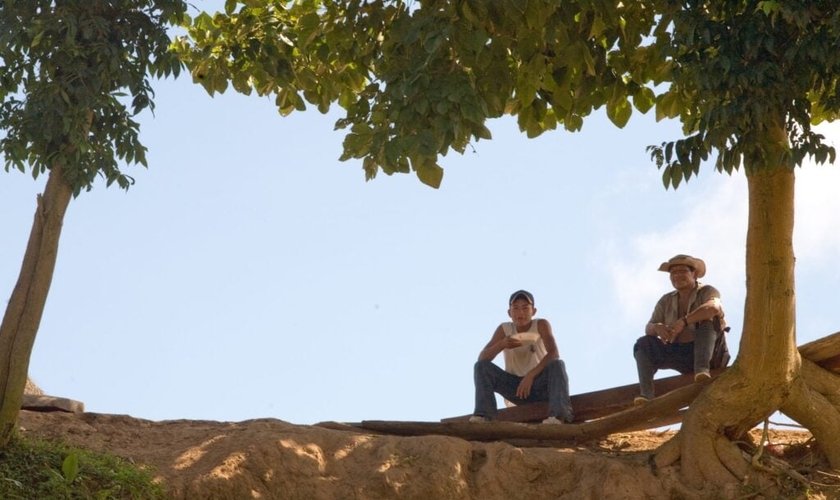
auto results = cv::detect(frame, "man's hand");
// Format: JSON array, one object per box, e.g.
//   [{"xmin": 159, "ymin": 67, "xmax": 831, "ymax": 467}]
[
  {"xmin": 668, "ymin": 318, "xmax": 686, "ymax": 338},
  {"xmin": 516, "ymin": 373, "xmax": 535, "ymax": 399},
  {"xmin": 500, "ymin": 336, "xmax": 523, "ymax": 350},
  {"xmin": 652, "ymin": 323, "xmax": 674, "ymax": 343}
]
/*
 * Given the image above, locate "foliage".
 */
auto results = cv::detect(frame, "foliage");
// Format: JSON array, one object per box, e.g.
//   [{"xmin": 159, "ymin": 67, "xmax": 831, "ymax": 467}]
[
  {"xmin": 0, "ymin": 435, "xmax": 167, "ymax": 500},
  {"xmin": 175, "ymin": 1, "xmax": 840, "ymax": 189},
  {"xmin": 0, "ymin": 0, "xmax": 188, "ymax": 196},
  {"xmin": 174, "ymin": 0, "xmax": 662, "ymax": 187},
  {"xmin": 648, "ymin": 1, "xmax": 840, "ymax": 188}
]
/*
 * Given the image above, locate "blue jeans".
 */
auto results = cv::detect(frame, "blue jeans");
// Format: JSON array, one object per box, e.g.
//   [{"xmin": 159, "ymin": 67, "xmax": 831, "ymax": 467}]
[
  {"xmin": 633, "ymin": 320, "xmax": 719, "ymax": 399},
  {"xmin": 473, "ymin": 359, "xmax": 574, "ymax": 422}
]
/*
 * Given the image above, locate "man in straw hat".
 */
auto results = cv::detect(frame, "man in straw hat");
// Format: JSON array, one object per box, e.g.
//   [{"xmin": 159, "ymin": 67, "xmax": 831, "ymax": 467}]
[
  {"xmin": 633, "ymin": 254, "xmax": 730, "ymax": 404},
  {"xmin": 470, "ymin": 290, "xmax": 573, "ymax": 424}
]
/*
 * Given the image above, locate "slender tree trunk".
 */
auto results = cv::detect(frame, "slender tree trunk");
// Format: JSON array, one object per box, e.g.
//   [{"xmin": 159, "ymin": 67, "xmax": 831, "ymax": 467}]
[
  {"xmin": 0, "ymin": 164, "xmax": 72, "ymax": 447},
  {"xmin": 654, "ymin": 164, "xmax": 800, "ymax": 491},
  {"xmin": 649, "ymin": 115, "xmax": 803, "ymax": 492},
  {"xmin": 739, "ymin": 166, "xmax": 798, "ymax": 388}
]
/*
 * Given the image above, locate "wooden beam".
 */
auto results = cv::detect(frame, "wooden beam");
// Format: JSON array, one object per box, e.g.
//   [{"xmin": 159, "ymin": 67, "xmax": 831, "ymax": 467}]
[
  {"xmin": 441, "ymin": 370, "xmax": 721, "ymax": 424},
  {"xmin": 352, "ymin": 386, "xmax": 699, "ymax": 443}
]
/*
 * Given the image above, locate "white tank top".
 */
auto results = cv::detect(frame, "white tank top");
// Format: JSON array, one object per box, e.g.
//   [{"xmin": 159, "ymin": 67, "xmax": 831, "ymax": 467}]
[{"xmin": 501, "ymin": 319, "xmax": 548, "ymax": 377}]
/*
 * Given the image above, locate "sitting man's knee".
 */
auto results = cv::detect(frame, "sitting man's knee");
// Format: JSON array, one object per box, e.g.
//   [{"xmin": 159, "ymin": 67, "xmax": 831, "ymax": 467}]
[
  {"xmin": 474, "ymin": 359, "xmax": 494, "ymax": 374},
  {"xmin": 545, "ymin": 358, "xmax": 562, "ymax": 370},
  {"xmin": 543, "ymin": 359, "xmax": 567, "ymax": 377},
  {"xmin": 634, "ymin": 335, "xmax": 657, "ymax": 356},
  {"xmin": 694, "ymin": 320, "xmax": 717, "ymax": 337}
]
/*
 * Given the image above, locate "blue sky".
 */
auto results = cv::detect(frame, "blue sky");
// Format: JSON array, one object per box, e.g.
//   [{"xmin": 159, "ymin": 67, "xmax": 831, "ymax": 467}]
[{"xmin": 3, "ymin": 6, "xmax": 839, "ymax": 426}]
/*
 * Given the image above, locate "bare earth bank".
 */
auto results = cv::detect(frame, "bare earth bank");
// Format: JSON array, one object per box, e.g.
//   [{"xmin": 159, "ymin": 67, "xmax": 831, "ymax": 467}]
[{"xmin": 16, "ymin": 411, "xmax": 829, "ymax": 500}]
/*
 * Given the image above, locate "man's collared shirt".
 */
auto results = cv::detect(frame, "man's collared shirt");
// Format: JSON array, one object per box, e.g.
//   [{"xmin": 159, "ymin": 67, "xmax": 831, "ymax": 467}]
[{"xmin": 648, "ymin": 283, "xmax": 723, "ymax": 344}]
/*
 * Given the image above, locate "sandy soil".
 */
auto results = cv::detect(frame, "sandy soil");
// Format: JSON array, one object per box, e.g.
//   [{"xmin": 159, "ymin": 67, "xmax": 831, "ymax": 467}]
[{"xmin": 16, "ymin": 410, "xmax": 838, "ymax": 500}]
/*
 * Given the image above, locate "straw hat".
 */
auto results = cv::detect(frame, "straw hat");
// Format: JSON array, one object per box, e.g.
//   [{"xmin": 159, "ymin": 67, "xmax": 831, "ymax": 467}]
[{"xmin": 657, "ymin": 254, "xmax": 706, "ymax": 278}]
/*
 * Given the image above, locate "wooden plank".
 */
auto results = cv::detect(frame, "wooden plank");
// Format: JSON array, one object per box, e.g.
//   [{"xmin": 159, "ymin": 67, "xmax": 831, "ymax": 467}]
[
  {"xmin": 21, "ymin": 394, "xmax": 84, "ymax": 413},
  {"xmin": 354, "ymin": 385, "xmax": 700, "ymax": 443},
  {"xmin": 441, "ymin": 370, "xmax": 720, "ymax": 424},
  {"xmin": 357, "ymin": 420, "xmax": 581, "ymax": 442}
]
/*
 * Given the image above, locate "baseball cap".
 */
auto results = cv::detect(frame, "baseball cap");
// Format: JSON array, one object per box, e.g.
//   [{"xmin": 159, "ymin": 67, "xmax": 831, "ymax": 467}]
[{"xmin": 509, "ymin": 290, "xmax": 534, "ymax": 305}]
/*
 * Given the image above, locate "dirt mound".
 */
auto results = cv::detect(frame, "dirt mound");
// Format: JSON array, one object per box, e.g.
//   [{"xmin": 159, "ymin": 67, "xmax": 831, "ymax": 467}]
[{"xmin": 16, "ymin": 411, "xmax": 827, "ymax": 500}]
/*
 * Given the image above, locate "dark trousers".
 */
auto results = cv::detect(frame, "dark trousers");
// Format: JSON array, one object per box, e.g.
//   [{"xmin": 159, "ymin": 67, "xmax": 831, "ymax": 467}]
[
  {"xmin": 633, "ymin": 320, "xmax": 718, "ymax": 399},
  {"xmin": 473, "ymin": 359, "xmax": 574, "ymax": 422}
]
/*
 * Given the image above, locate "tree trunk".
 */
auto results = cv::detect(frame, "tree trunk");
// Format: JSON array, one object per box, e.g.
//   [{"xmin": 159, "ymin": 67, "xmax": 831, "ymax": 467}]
[
  {"xmin": 653, "ymin": 149, "xmax": 840, "ymax": 494},
  {"xmin": 655, "ymin": 164, "xmax": 799, "ymax": 490},
  {"xmin": 0, "ymin": 164, "xmax": 72, "ymax": 447}
]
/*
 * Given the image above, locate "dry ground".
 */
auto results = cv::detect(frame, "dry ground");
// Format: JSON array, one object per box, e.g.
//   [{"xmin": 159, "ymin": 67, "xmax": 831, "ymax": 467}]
[{"xmin": 16, "ymin": 410, "xmax": 840, "ymax": 500}]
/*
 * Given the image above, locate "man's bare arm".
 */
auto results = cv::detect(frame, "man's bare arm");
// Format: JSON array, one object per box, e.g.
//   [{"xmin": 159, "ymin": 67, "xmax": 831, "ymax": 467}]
[
  {"xmin": 685, "ymin": 297, "xmax": 723, "ymax": 324},
  {"xmin": 478, "ymin": 325, "xmax": 521, "ymax": 361}
]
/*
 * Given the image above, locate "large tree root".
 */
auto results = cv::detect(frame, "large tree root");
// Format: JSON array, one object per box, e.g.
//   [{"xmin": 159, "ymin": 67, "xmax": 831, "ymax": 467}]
[
  {"xmin": 780, "ymin": 358, "xmax": 840, "ymax": 467},
  {"xmin": 650, "ymin": 362, "xmax": 840, "ymax": 496}
]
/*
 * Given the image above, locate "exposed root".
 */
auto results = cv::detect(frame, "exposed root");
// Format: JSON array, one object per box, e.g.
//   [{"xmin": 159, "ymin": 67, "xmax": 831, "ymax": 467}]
[
  {"xmin": 714, "ymin": 433, "xmax": 748, "ymax": 482},
  {"xmin": 749, "ymin": 421, "xmax": 810, "ymax": 489},
  {"xmin": 648, "ymin": 420, "xmax": 838, "ymax": 498},
  {"xmin": 814, "ymin": 470, "xmax": 840, "ymax": 482},
  {"xmin": 652, "ymin": 430, "xmax": 681, "ymax": 469},
  {"xmin": 736, "ymin": 419, "xmax": 840, "ymax": 499}
]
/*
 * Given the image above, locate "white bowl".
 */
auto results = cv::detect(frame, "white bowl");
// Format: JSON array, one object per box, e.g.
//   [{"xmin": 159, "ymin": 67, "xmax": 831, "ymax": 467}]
[{"xmin": 511, "ymin": 332, "xmax": 540, "ymax": 345}]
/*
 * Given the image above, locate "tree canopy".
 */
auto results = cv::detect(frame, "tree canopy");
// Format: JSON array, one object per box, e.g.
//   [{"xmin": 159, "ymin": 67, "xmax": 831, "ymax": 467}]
[
  {"xmin": 0, "ymin": 0, "xmax": 186, "ymax": 195},
  {"xmin": 174, "ymin": 0, "xmax": 662, "ymax": 187},
  {"xmin": 648, "ymin": 1, "xmax": 839, "ymax": 185},
  {"xmin": 175, "ymin": 1, "xmax": 839, "ymax": 189}
]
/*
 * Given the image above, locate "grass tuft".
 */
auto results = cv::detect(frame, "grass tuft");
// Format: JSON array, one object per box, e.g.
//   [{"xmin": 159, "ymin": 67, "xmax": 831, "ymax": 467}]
[{"xmin": 0, "ymin": 435, "xmax": 167, "ymax": 500}]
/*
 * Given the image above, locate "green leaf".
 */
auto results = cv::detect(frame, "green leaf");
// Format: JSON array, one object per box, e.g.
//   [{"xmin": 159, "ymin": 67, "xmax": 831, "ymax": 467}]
[
  {"xmin": 343, "ymin": 132, "xmax": 373, "ymax": 158},
  {"xmin": 632, "ymin": 86, "xmax": 656, "ymax": 114},
  {"xmin": 655, "ymin": 92, "xmax": 681, "ymax": 121},
  {"xmin": 461, "ymin": 1, "xmax": 479, "ymax": 24},
  {"xmin": 563, "ymin": 113, "xmax": 583, "ymax": 132},
  {"xmin": 671, "ymin": 163, "xmax": 684, "ymax": 188},
  {"xmin": 607, "ymin": 98, "xmax": 632, "ymax": 128},
  {"xmin": 675, "ymin": 140, "xmax": 690, "ymax": 167},
  {"xmin": 578, "ymin": 42, "xmax": 596, "ymax": 76},
  {"xmin": 590, "ymin": 15, "xmax": 607, "ymax": 39},
  {"xmin": 298, "ymin": 12, "xmax": 322, "ymax": 49},
  {"xmin": 518, "ymin": 82, "xmax": 537, "ymax": 108},
  {"xmin": 31, "ymin": 31, "xmax": 44, "ymax": 48},
  {"xmin": 543, "ymin": 110, "xmax": 557, "ymax": 132},
  {"xmin": 608, "ymin": 83, "xmax": 633, "ymax": 128},
  {"xmin": 416, "ymin": 130, "xmax": 438, "ymax": 156},
  {"xmin": 413, "ymin": 158, "xmax": 443, "ymax": 188},
  {"xmin": 661, "ymin": 165, "xmax": 671, "ymax": 189},
  {"xmin": 665, "ymin": 142, "xmax": 674, "ymax": 163},
  {"xmin": 525, "ymin": 2, "xmax": 543, "ymax": 30},
  {"xmin": 62, "ymin": 454, "xmax": 79, "ymax": 483}
]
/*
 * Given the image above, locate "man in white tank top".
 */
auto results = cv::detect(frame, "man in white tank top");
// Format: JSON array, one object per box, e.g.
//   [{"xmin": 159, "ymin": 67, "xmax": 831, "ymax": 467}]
[{"xmin": 471, "ymin": 290, "xmax": 573, "ymax": 424}]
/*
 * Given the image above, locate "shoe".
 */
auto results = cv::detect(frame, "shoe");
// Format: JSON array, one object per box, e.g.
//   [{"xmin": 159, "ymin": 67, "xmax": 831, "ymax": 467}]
[
  {"xmin": 468, "ymin": 415, "xmax": 488, "ymax": 423},
  {"xmin": 694, "ymin": 370, "xmax": 711, "ymax": 382},
  {"xmin": 633, "ymin": 396, "xmax": 650, "ymax": 405},
  {"xmin": 542, "ymin": 416, "xmax": 563, "ymax": 425}
]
